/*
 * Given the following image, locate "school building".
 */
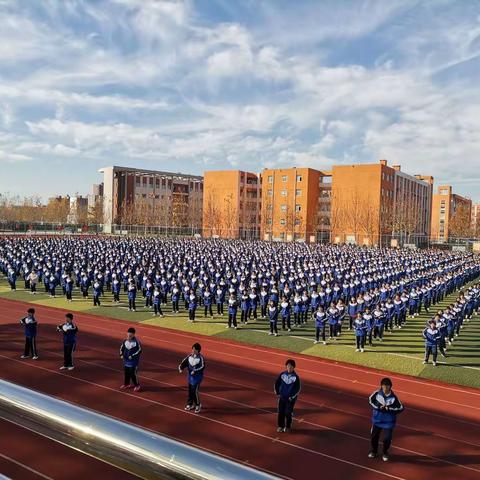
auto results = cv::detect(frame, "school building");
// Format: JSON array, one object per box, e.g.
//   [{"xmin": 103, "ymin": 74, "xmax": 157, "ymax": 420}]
[
  {"xmin": 99, "ymin": 166, "xmax": 203, "ymax": 233},
  {"xmin": 331, "ymin": 160, "xmax": 434, "ymax": 246},
  {"xmin": 260, "ymin": 167, "xmax": 332, "ymax": 242},
  {"xmin": 203, "ymin": 170, "xmax": 261, "ymax": 239},
  {"xmin": 431, "ymin": 185, "xmax": 472, "ymax": 242}
]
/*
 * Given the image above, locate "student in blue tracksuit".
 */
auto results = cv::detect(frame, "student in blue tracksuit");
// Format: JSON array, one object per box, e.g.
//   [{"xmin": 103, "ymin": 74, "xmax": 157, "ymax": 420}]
[
  {"xmin": 112, "ymin": 277, "xmax": 121, "ymax": 303},
  {"xmin": 153, "ymin": 287, "xmax": 164, "ymax": 317},
  {"xmin": 56, "ymin": 313, "xmax": 78, "ymax": 370},
  {"xmin": 422, "ymin": 320, "xmax": 440, "ymax": 366},
  {"xmin": 7, "ymin": 268, "xmax": 17, "ymax": 290},
  {"xmin": 227, "ymin": 294, "xmax": 238, "ymax": 329},
  {"xmin": 368, "ymin": 378, "xmax": 404, "ymax": 462},
  {"xmin": 119, "ymin": 327, "xmax": 142, "ymax": 392},
  {"xmin": 128, "ymin": 282, "xmax": 137, "ymax": 312},
  {"xmin": 274, "ymin": 359, "xmax": 301, "ymax": 433},
  {"xmin": 171, "ymin": 284, "xmax": 181, "ymax": 313},
  {"xmin": 203, "ymin": 288, "xmax": 214, "ymax": 318},
  {"xmin": 20, "ymin": 307, "xmax": 38, "ymax": 359},
  {"xmin": 240, "ymin": 293, "xmax": 249, "ymax": 324},
  {"xmin": 280, "ymin": 296, "xmax": 291, "ymax": 331},
  {"xmin": 354, "ymin": 312, "xmax": 367, "ymax": 352},
  {"xmin": 314, "ymin": 306, "xmax": 327, "ymax": 345},
  {"xmin": 178, "ymin": 343, "xmax": 205, "ymax": 413},
  {"xmin": 188, "ymin": 292, "xmax": 197, "ymax": 322},
  {"xmin": 268, "ymin": 301, "xmax": 279, "ymax": 336},
  {"xmin": 93, "ymin": 280, "xmax": 102, "ymax": 306}
]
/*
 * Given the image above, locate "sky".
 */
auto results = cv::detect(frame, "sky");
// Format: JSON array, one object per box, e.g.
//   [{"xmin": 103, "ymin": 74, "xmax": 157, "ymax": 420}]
[{"xmin": 0, "ymin": 0, "xmax": 479, "ymax": 201}]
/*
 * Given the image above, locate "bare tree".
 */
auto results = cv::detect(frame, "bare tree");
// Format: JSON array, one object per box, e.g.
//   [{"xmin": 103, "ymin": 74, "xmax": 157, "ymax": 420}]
[{"xmin": 450, "ymin": 203, "xmax": 473, "ymax": 239}]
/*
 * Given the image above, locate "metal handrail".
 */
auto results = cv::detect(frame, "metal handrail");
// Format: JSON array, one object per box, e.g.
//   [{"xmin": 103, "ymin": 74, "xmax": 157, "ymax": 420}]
[{"xmin": 0, "ymin": 380, "xmax": 278, "ymax": 480}]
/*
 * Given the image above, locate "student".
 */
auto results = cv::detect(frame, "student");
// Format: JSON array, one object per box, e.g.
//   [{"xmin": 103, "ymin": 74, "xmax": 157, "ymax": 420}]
[
  {"xmin": 364, "ymin": 308, "xmax": 375, "ymax": 347},
  {"xmin": 373, "ymin": 305, "xmax": 386, "ymax": 342},
  {"xmin": 274, "ymin": 359, "xmax": 301, "ymax": 433},
  {"xmin": 65, "ymin": 275, "xmax": 73, "ymax": 302},
  {"xmin": 348, "ymin": 297, "xmax": 358, "ymax": 330},
  {"xmin": 354, "ymin": 312, "xmax": 367, "ymax": 352},
  {"xmin": 28, "ymin": 271, "xmax": 38, "ymax": 294},
  {"xmin": 7, "ymin": 268, "xmax": 17, "ymax": 291},
  {"xmin": 171, "ymin": 284, "xmax": 181, "ymax": 313},
  {"xmin": 145, "ymin": 279, "xmax": 154, "ymax": 308},
  {"xmin": 56, "ymin": 313, "xmax": 78, "ymax": 371},
  {"xmin": 247, "ymin": 289, "xmax": 258, "ymax": 321},
  {"xmin": 280, "ymin": 296, "xmax": 292, "ymax": 331},
  {"xmin": 368, "ymin": 378, "xmax": 404, "ymax": 462},
  {"xmin": 178, "ymin": 343, "xmax": 205, "ymax": 413},
  {"xmin": 93, "ymin": 279, "xmax": 102, "ymax": 306},
  {"xmin": 20, "ymin": 308, "xmax": 38, "ymax": 360},
  {"xmin": 240, "ymin": 293, "xmax": 249, "ymax": 324},
  {"xmin": 119, "ymin": 327, "xmax": 142, "ymax": 392},
  {"xmin": 292, "ymin": 293, "xmax": 303, "ymax": 327},
  {"xmin": 314, "ymin": 306, "xmax": 327, "ymax": 345},
  {"xmin": 128, "ymin": 282, "xmax": 137, "ymax": 312},
  {"xmin": 188, "ymin": 292, "xmax": 197, "ymax": 322},
  {"xmin": 423, "ymin": 319, "xmax": 440, "ymax": 366},
  {"xmin": 203, "ymin": 288, "xmax": 214, "ymax": 318},
  {"xmin": 153, "ymin": 287, "xmax": 164, "ymax": 317},
  {"xmin": 112, "ymin": 277, "xmax": 121, "ymax": 303},
  {"xmin": 268, "ymin": 300, "xmax": 279, "ymax": 336},
  {"xmin": 227, "ymin": 293, "xmax": 238, "ymax": 329},
  {"xmin": 327, "ymin": 303, "xmax": 339, "ymax": 340},
  {"xmin": 215, "ymin": 286, "xmax": 225, "ymax": 316}
]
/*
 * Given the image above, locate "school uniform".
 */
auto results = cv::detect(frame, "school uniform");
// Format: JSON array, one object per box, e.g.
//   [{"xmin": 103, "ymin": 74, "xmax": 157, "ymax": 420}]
[
  {"xmin": 120, "ymin": 336, "xmax": 142, "ymax": 387},
  {"xmin": 314, "ymin": 310, "xmax": 327, "ymax": 343},
  {"xmin": 280, "ymin": 300, "xmax": 292, "ymax": 331},
  {"xmin": 171, "ymin": 287, "xmax": 180, "ymax": 313},
  {"xmin": 268, "ymin": 305, "xmax": 279, "ymax": 335},
  {"xmin": 368, "ymin": 389, "xmax": 404, "ymax": 456},
  {"xmin": 423, "ymin": 326, "xmax": 440, "ymax": 364},
  {"xmin": 274, "ymin": 369, "xmax": 301, "ymax": 431},
  {"xmin": 188, "ymin": 294, "xmax": 197, "ymax": 321},
  {"xmin": 354, "ymin": 317, "xmax": 367, "ymax": 351},
  {"xmin": 203, "ymin": 291, "xmax": 213, "ymax": 317},
  {"xmin": 153, "ymin": 290, "xmax": 163, "ymax": 316},
  {"xmin": 20, "ymin": 314, "xmax": 38, "ymax": 358},
  {"xmin": 93, "ymin": 281, "xmax": 102, "ymax": 306},
  {"xmin": 57, "ymin": 322, "xmax": 78, "ymax": 369},
  {"xmin": 227, "ymin": 298, "xmax": 238, "ymax": 328},
  {"xmin": 112, "ymin": 279, "xmax": 121, "ymax": 302},
  {"xmin": 128, "ymin": 285, "xmax": 137, "ymax": 311},
  {"xmin": 327, "ymin": 306, "xmax": 339, "ymax": 339},
  {"xmin": 179, "ymin": 353, "xmax": 205, "ymax": 410}
]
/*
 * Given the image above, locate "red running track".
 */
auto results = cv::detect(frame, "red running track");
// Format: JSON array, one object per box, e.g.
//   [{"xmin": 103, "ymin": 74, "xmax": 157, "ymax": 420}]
[{"xmin": 0, "ymin": 297, "xmax": 479, "ymax": 480}]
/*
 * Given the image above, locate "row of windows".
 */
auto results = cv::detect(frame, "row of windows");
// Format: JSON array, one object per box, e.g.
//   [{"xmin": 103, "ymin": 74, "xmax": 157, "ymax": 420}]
[
  {"xmin": 267, "ymin": 174, "xmax": 303, "ymax": 183},
  {"xmin": 266, "ymin": 219, "xmax": 302, "ymax": 226},
  {"xmin": 382, "ymin": 172, "xmax": 394, "ymax": 183},
  {"xmin": 135, "ymin": 177, "xmax": 203, "ymax": 191},
  {"xmin": 267, "ymin": 189, "xmax": 302, "ymax": 196}
]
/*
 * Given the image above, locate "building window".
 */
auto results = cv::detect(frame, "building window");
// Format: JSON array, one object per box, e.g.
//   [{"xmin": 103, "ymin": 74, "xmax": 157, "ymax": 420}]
[
  {"xmin": 142, "ymin": 177, "xmax": 147, "ymax": 186},
  {"xmin": 267, "ymin": 204, "xmax": 273, "ymax": 210},
  {"xmin": 149, "ymin": 178, "xmax": 153, "ymax": 186},
  {"xmin": 268, "ymin": 175, "xmax": 273, "ymax": 183},
  {"xmin": 282, "ymin": 175, "xmax": 287, "ymax": 182},
  {"xmin": 155, "ymin": 178, "xmax": 160, "ymax": 187},
  {"xmin": 267, "ymin": 219, "xmax": 273, "ymax": 225},
  {"xmin": 440, "ymin": 189, "xmax": 448, "ymax": 195},
  {"xmin": 294, "ymin": 219, "xmax": 301, "ymax": 225},
  {"xmin": 267, "ymin": 189, "xmax": 273, "ymax": 196},
  {"xmin": 296, "ymin": 175, "xmax": 302, "ymax": 182},
  {"xmin": 142, "ymin": 194, "xmax": 147, "ymax": 198},
  {"xmin": 280, "ymin": 190, "xmax": 287, "ymax": 196},
  {"xmin": 136, "ymin": 177, "xmax": 140, "ymax": 186},
  {"xmin": 281, "ymin": 205, "xmax": 287, "ymax": 212},
  {"xmin": 280, "ymin": 219, "xmax": 286, "ymax": 226},
  {"xmin": 296, "ymin": 189, "xmax": 301, "ymax": 196},
  {"xmin": 295, "ymin": 204, "xmax": 301, "ymax": 212},
  {"xmin": 155, "ymin": 195, "xmax": 159, "ymax": 199}
]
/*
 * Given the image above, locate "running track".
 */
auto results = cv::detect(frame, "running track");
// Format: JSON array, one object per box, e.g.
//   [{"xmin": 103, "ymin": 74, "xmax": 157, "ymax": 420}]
[{"xmin": 0, "ymin": 297, "xmax": 479, "ymax": 480}]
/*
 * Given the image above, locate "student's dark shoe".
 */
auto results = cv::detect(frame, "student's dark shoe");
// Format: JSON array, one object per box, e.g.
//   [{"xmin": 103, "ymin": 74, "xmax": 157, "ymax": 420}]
[{"xmin": 368, "ymin": 452, "xmax": 377, "ymax": 459}]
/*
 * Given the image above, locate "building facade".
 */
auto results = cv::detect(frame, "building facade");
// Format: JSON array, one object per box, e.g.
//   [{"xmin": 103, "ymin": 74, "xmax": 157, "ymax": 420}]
[
  {"xmin": 331, "ymin": 160, "xmax": 433, "ymax": 246},
  {"xmin": 260, "ymin": 167, "xmax": 331, "ymax": 242},
  {"xmin": 67, "ymin": 196, "xmax": 89, "ymax": 224},
  {"xmin": 472, "ymin": 203, "xmax": 480, "ymax": 237},
  {"xmin": 99, "ymin": 166, "xmax": 203, "ymax": 233},
  {"xmin": 203, "ymin": 170, "xmax": 261, "ymax": 239},
  {"xmin": 431, "ymin": 185, "xmax": 472, "ymax": 242}
]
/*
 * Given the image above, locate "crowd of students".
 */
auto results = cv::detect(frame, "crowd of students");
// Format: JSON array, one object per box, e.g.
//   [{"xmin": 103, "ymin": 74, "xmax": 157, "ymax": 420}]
[{"xmin": 2, "ymin": 237, "xmax": 480, "ymax": 361}]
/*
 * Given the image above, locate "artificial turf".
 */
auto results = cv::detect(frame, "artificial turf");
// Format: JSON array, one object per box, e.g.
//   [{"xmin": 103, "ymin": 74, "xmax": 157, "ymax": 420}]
[{"xmin": 1, "ymin": 276, "xmax": 479, "ymax": 389}]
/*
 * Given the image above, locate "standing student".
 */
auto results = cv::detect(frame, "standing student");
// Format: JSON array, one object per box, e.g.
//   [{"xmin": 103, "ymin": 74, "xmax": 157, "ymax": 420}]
[
  {"xmin": 28, "ymin": 271, "xmax": 38, "ymax": 294},
  {"xmin": 423, "ymin": 319, "xmax": 440, "ymax": 366},
  {"xmin": 7, "ymin": 268, "xmax": 17, "ymax": 290},
  {"xmin": 314, "ymin": 306, "xmax": 327, "ymax": 345},
  {"xmin": 364, "ymin": 308, "xmax": 375, "ymax": 347},
  {"xmin": 56, "ymin": 313, "xmax": 78, "ymax": 371},
  {"xmin": 153, "ymin": 287, "xmax": 164, "ymax": 317},
  {"xmin": 119, "ymin": 327, "xmax": 142, "ymax": 392},
  {"xmin": 215, "ymin": 286, "xmax": 225, "ymax": 316},
  {"xmin": 178, "ymin": 343, "xmax": 205, "ymax": 413},
  {"xmin": 20, "ymin": 308, "xmax": 38, "ymax": 360},
  {"xmin": 268, "ymin": 301, "xmax": 279, "ymax": 336},
  {"xmin": 112, "ymin": 277, "xmax": 121, "ymax": 303},
  {"xmin": 203, "ymin": 288, "xmax": 214, "ymax": 318},
  {"xmin": 171, "ymin": 284, "xmax": 181, "ymax": 313},
  {"xmin": 327, "ymin": 304, "xmax": 339, "ymax": 340},
  {"xmin": 188, "ymin": 292, "xmax": 197, "ymax": 322},
  {"xmin": 128, "ymin": 282, "xmax": 137, "ymax": 312},
  {"xmin": 93, "ymin": 279, "xmax": 102, "ymax": 306},
  {"xmin": 280, "ymin": 296, "xmax": 292, "ymax": 331},
  {"xmin": 354, "ymin": 312, "xmax": 367, "ymax": 352},
  {"xmin": 368, "ymin": 378, "xmax": 404, "ymax": 462},
  {"xmin": 240, "ymin": 293, "xmax": 249, "ymax": 324},
  {"xmin": 274, "ymin": 359, "xmax": 301, "ymax": 433},
  {"xmin": 227, "ymin": 293, "xmax": 238, "ymax": 329}
]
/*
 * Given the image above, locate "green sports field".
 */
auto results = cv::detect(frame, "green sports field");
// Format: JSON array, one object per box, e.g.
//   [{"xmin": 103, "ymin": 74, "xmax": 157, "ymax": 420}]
[{"xmin": 1, "ymin": 276, "xmax": 479, "ymax": 389}]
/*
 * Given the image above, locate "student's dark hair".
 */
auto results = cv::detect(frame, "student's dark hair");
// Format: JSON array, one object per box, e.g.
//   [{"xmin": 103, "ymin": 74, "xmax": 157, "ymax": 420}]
[
  {"xmin": 127, "ymin": 327, "xmax": 136, "ymax": 334},
  {"xmin": 65, "ymin": 313, "xmax": 73, "ymax": 320},
  {"xmin": 192, "ymin": 342, "xmax": 201, "ymax": 352},
  {"xmin": 380, "ymin": 377, "xmax": 392, "ymax": 387},
  {"xmin": 285, "ymin": 359, "xmax": 296, "ymax": 368},
  {"xmin": 27, "ymin": 308, "xmax": 35, "ymax": 314}
]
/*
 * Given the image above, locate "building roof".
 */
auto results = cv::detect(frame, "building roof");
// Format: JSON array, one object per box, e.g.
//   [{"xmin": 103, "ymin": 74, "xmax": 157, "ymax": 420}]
[{"xmin": 99, "ymin": 166, "xmax": 203, "ymax": 181}]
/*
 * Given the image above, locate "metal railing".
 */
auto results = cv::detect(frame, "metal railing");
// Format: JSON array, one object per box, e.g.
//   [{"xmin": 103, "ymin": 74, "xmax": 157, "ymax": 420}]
[{"xmin": 0, "ymin": 380, "xmax": 278, "ymax": 480}]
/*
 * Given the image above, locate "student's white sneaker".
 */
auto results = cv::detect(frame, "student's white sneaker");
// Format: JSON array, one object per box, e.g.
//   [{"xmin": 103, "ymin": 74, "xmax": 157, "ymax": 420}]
[
  {"xmin": 32, "ymin": 356, "xmax": 39, "ymax": 360},
  {"xmin": 355, "ymin": 348, "xmax": 360, "ymax": 352},
  {"xmin": 361, "ymin": 349, "xmax": 364, "ymax": 353},
  {"xmin": 422, "ymin": 360, "xmax": 428, "ymax": 364},
  {"xmin": 59, "ymin": 366, "xmax": 67, "ymax": 370},
  {"xmin": 20, "ymin": 355, "xmax": 29, "ymax": 359},
  {"xmin": 185, "ymin": 405, "xmax": 193, "ymax": 411},
  {"xmin": 194, "ymin": 404, "xmax": 202, "ymax": 414},
  {"xmin": 268, "ymin": 332, "xmax": 273, "ymax": 336},
  {"xmin": 287, "ymin": 328, "xmax": 291, "ymax": 332},
  {"xmin": 277, "ymin": 427, "xmax": 284, "ymax": 433},
  {"xmin": 323, "ymin": 341, "xmax": 327, "ymax": 345},
  {"xmin": 274, "ymin": 333, "xmax": 278, "ymax": 337},
  {"xmin": 67, "ymin": 366, "xmax": 75, "ymax": 371},
  {"xmin": 433, "ymin": 362, "xmax": 437, "ymax": 367},
  {"xmin": 314, "ymin": 340, "xmax": 319, "ymax": 344},
  {"xmin": 368, "ymin": 452, "xmax": 377, "ymax": 459},
  {"xmin": 382, "ymin": 454, "xmax": 389, "ymax": 462}
]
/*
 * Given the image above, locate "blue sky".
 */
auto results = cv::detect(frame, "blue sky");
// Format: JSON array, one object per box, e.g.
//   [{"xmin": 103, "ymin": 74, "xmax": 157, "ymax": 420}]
[{"xmin": 1, "ymin": 0, "xmax": 479, "ymax": 201}]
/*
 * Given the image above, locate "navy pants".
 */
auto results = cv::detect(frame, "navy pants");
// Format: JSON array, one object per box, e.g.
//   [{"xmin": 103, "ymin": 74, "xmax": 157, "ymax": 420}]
[
  {"xmin": 278, "ymin": 397, "xmax": 296, "ymax": 429},
  {"xmin": 371, "ymin": 425, "xmax": 393, "ymax": 454}
]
